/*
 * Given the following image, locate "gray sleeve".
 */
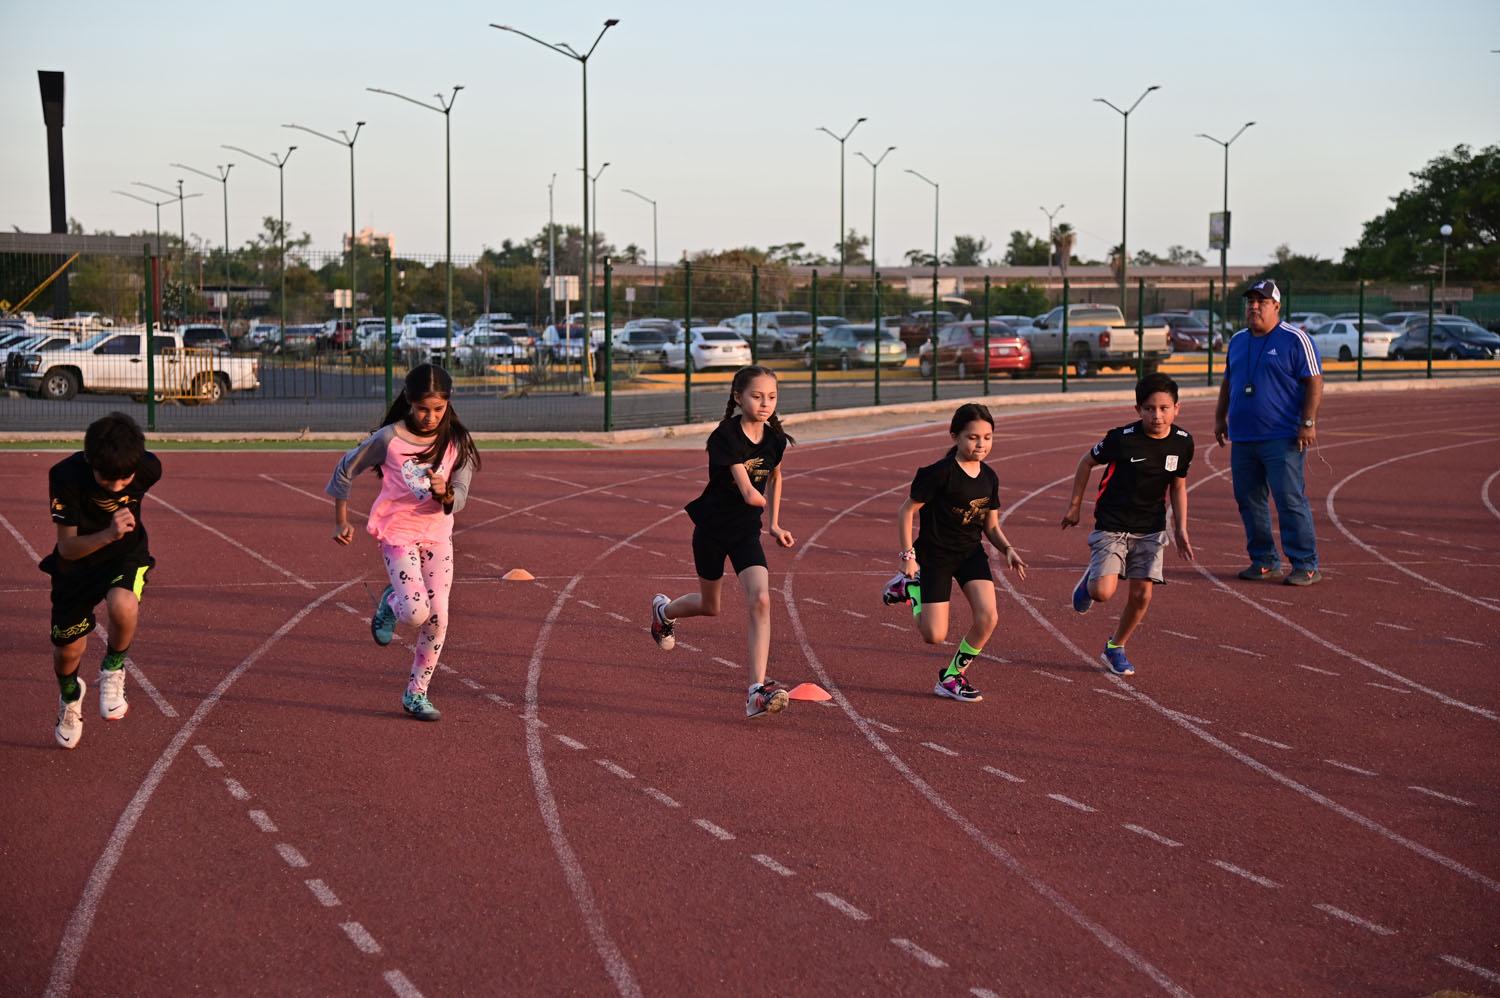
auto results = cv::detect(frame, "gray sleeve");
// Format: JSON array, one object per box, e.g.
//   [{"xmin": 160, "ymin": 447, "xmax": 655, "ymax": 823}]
[
  {"xmin": 325, "ymin": 426, "xmax": 392, "ymax": 500},
  {"xmin": 444, "ymin": 458, "xmax": 474, "ymax": 516}
]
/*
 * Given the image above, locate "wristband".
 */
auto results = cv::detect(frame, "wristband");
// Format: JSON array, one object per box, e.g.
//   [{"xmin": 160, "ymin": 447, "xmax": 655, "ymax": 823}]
[{"xmin": 898, "ymin": 548, "xmax": 915, "ymax": 561}]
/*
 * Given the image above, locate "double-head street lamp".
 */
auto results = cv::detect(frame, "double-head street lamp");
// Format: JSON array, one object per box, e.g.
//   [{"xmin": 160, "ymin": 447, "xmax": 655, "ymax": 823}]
[
  {"xmin": 581, "ymin": 162, "xmax": 610, "ymax": 304},
  {"xmin": 1040, "ymin": 203, "xmax": 1065, "ymax": 282},
  {"xmin": 1196, "ymin": 122, "xmax": 1254, "ymax": 329},
  {"xmin": 817, "ymin": 116, "xmax": 867, "ymax": 315},
  {"xmin": 906, "ymin": 168, "xmax": 940, "ymax": 399},
  {"xmin": 492, "ymin": 17, "xmax": 619, "ymax": 387},
  {"xmin": 114, "ymin": 187, "xmax": 201, "ymax": 258},
  {"xmin": 283, "ymin": 121, "xmax": 365, "ymax": 330},
  {"xmin": 135, "ymin": 180, "xmax": 190, "ymax": 262},
  {"xmin": 367, "ymin": 85, "xmax": 463, "ymax": 352},
  {"xmin": 171, "ymin": 161, "xmax": 234, "ymax": 320},
  {"xmin": 223, "ymin": 144, "xmax": 297, "ymax": 338},
  {"xmin": 547, "ymin": 173, "xmax": 559, "ymax": 327},
  {"xmin": 855, "ymin": 146, "xmax": 896, "ymax": 281},
  {"xmin": 1093, "ymin": 84, "xmax": 1160, "ymax": 309},
  {"xmin": 621, "ymin": 186, "xmax": 659, "ymax": 308}
]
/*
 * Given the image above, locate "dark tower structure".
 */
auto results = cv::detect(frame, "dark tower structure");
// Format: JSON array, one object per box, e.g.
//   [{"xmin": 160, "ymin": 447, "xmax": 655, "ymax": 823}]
[{"xmin": 38, "ymin": 70, "xmax": 69, "ymax": 317}]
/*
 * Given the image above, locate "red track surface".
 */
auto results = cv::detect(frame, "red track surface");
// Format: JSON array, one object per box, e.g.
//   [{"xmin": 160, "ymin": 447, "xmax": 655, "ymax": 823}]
[{"xmin": 2, "ymin": 386, "xmax": 1498, "ymax": 996}]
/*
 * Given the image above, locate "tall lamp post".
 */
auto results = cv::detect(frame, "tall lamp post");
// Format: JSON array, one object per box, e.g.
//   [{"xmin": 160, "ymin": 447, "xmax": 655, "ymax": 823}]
[
  {"xmin": 114, "ymin": 188, "xmax": 200, "ymax": 259},
  {"xmin": 1040, "ymin": 203, "xmax": 1065, "ymax": 283},
  {"xmin": 171, "ymin": 161, "xmax": 234, "ymax": 322},
  {"xmin": 856, "ymin": 145, "xmax": 896, "ymax": 282},
  {"xmin": 223, "ymin": 144, "xmax": 296, "ymax": 337},
  {"xmin": 547, "ymin": 172, "xmax": 559, "ymax": 328},
  {"xmin": 135, "ymin": 180, "xmax": 190, "ymax": 263},
  {"xmin": 283, "ymin": 121, "xmax": 365, "ymax": 330},
  {"xmin": 1196, "ymin": 121, "xmax": 1254, "ymax": 332},
  {"xmin": 1093, "ymin": 85, "xmax": 1160, "ymax": 310},
  {"xmin": 817, "ymin": 116, "xmax": 867, "ymax": 316},
  {"xmin": 367, "ymin": 86, "xmax": 463, "ymax": 352},
  {"xmin": 621, "ymin": 187, "xmax": 659, "ymax": 309},
  {"xmin": 1439, "ymin": 223, "xmax": 1453, "ymax": 306},
  {"xmin": 492, "ymin": 17, "xmax": 620, "ymax": 388},
  {"xmin": 906, "ymin": 168, "xmax": 940, "ymax": 399}
]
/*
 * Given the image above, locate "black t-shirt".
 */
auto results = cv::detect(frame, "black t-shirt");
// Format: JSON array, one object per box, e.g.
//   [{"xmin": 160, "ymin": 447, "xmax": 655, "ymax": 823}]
[
  {"xmin": 46, "ymin": 451, "xmax": 162, "ymax": 570},
  {"xmin": 1089, "ymin": 422, "xmax": 1193, "ymax": 533},
  {"xmin": 909, "ymin": 454, "xmax": 1001, "ymax": 561},
  {"xmin": 684, "ymin": 418, "xmax": 788, "ymax": 534}
]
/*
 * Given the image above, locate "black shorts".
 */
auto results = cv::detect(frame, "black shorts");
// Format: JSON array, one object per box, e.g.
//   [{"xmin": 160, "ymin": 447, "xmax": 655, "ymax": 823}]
[
  {"xmin": 916, "ymin": 545, "xmax": 992, "ymax": 605},
  {"xmin": 43, "ymin": 551, "xmax": 154, "ymax": 647},
  {"xmin": 692, "ymin": 525, "xmax": 767, "ymax": 582}
]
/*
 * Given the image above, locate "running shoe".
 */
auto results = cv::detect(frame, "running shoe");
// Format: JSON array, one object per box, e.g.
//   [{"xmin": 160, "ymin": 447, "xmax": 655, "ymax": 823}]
[
  {"xmin": 371, "ymin": 584, "xmax": 397, "ymax": 646},
  {"xmin": 1102, "ymin": 642, "xmax": 1135, "ymax": 677},
  {"xmin": 55, "ymin": 679, "xmax": 85, "ymax": 749},
  {"xmin": 1071, "ymin": 568, "xmax": 1094, "ymax": 614},
  {"xmin": 98, "ymin": 665, "xmax": 129, "ymax": 720},
  {"xmin": 1283, "ymin": 569, "xmax": 1323, "ymax": 587},
  {"xmin": 746, "ymin": 680, "xmax": 789, "ymax": 718},
  {"xmin": 882, "ymin": 573, "xmax": 921, "ymax": 607},
  {"xmin": 1237, "ymin": 565, "xmax": 1282, "ymax": 582},
  {"xmin": 650, "ymin": 593, "xmax": 676, "ymax": 651},
  {"xmin": 402, "ymin": 689, "xmax": 442, "ymax": 722},
  {"xmin": 934, "ymin": 670, "xmax": 983, "ymax": 702}
]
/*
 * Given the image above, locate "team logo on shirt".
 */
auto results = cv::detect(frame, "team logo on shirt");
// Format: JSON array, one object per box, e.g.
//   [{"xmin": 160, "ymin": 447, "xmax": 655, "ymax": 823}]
[
  {"xmin": 743, "ymin": 456, "xmax": 771, "ymax": 484},
  {"xmin": 1165, "ymin": 455, "xmax": 1179, "ymax": 472},
  {"xmin": 952, "ymin": 497, "xmax": 992, "ymax": 526},
  {"xmin": 91, "ymin": 495, "xmax": 132, "ymax": 512},
  {"xmin": 51, "ymin": 498, "xmax": 66, "ymax": 514}
]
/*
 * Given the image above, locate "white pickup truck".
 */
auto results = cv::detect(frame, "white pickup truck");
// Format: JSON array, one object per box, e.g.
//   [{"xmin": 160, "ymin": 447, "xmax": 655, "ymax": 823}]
[
  {"xmin": 1017, "ymin": 304, "xmax": 1172, "ymax": 377},
  {"xmin": 14, "ymin": 327, "xmax": 261, "ymax": 403}
]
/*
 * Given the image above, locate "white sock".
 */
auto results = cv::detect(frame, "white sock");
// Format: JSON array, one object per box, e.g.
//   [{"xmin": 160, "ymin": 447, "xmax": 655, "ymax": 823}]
[{"xmin": 748, "ymin": 683, "xmax": 761, "ymax": 695}]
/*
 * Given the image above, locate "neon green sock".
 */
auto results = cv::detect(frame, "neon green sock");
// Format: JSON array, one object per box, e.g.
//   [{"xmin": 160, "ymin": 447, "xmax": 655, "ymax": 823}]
[
  {"xmin": 58, "ymin": 672, "xmax": 81, "ymax": 702},
  {"xmin": 1106, "ymin": 637, "xmax": 1123, "ymax": 650},
  {"xmin": 944, "ymin": 638, "xmax": 983, "ymax": 678},
  {"xmin": 101, "ymin": 647, "xmax": 128, "ymax": 672},
  {"xmin": 908, "ymin": 581, "xmax": 923, "ymax": 618}
]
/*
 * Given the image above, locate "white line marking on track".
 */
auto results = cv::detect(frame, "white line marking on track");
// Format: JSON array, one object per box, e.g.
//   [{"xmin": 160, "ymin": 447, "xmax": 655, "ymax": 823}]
[
  {"xmin": 125, "ymin": 662, "xmax": 178, "ymax": 718},
  {"xmin": 336, "ymin": 602, "xmax": 360, "ymax": 614},
  {"xmin": 193, "ymin": 745, "xmax": 223, "ymax": 769},
  {"xmin": 868, "ymin": 719, "xmax": 900, "ymax": 734},
  {"xmin": 578, "ymin": 600, "xmax": 599, "ymax": 610},
  {"xmin": 1366, "ymin": 577, "xmax": 1399, "ymax": 585},
  {"xmin": 1317, "ymin": 608, "xmax": 1349, "ymax": 617},
  {"xmin": 1410, "ymin": 786, "xmax": 1475, "ymax": 807},
  {"xmin": 340, "ymin": 921, "xmax": 382, "ymax": 955},
  {"xmin": 275, "ymin": 844, "xmax": 310, "ymax": 869},
  {"xmin": 383, "ymin": 969, "xmax": 424, "ymax": 998},
  {"xmin": 921, "ymin": 742, "xmax": 959, "ymax": 757},
  {"xmin": 596, "ymin": 760, "xmax": 635, "ymax": 780},
  {"xmin": 224, "ymin": 778, "xmax": 251, "ymax": 801},
  {"xmin": 891, "ymin": 938, "xmax": 948, "ymax": 969},
  {"xmin": 982, "ymin": 766, "xmax": 1025, "ymax": 783},
  {"xmin": 710, "ymin": 656, "xmax": 739, "ymax": 670},
  {"xmin": 484, "ymin": 693, "xmax": 514, "ymax": 707},
  {"xmin": 1440, "ymin": 954, "xmax": 1500, "ymax": 985},
  {"xmin": 1374, "ymin": 621, "xmax": 1411, "ymax": 631},
  {"xmin": 1166, "ymin": 710, "xmax": 1213, "ymax": 726},
  {"xmin": 752, "ymin": 854, "xmax": 795, "ymax": 877},
  {"xmin": 1366, "ymin": 682, "xmax": 1412, "ymax": 694},
  {"xmin": 803, "ymin": 597, "xmax": 828, "ymax": 605},
  {"xmin": 1095, "ymin": 687, "xmax": 1134, "ymax": 702},
  {"xmin": 0, "ymin": 510, "xmax": 42, "ymax": 561},
  {"xmin": 1238, "ymin": 732, "xmax": 1293, "ymax": 750},
  {"xmin": 1210, "ymin": 860, "xmax": 1279, "ymax": 888},
  {"xmin": 1325, "ymin": 759, "xmax": 1379, "ymax": 777},
  {"xmin": 643, "ymin": 788, "xmax": 681, "ymax": 809},
  {"xmin": 1033, "ymin": 669, "xmax": 1074, "ymax": 683},
  {"xmin": 153, "ymin": 494, "xmax": 315, "ymax": 589},
  {"xmin": 1161, "ymin": 629, "xmax": 1197, "ymax": 640},
  {"xmin": 1293, "ymin": 663, "xmax": 1340, "ymax": 676},
  {"xmin": 971, "ymin": 990, "xmax": 1002, "ymax": 998},
  {"xmin": 607, "ymin": 612, "xmax": 629, "ymax": 623},
  {"xmin": 815, "ymin": 892, "xmax": 870, "ymax": 921},
  {"xmin": 1443, "ymin": 636, "xmax": 1485, "ymax": 647},
  {"xmin": 1260, "ymin": 596, "xmax": 1292, "ymax": 606},
  {"xmin": 1218, "ymin": 644, "xmax": 1264, "ymax": 657},
  {"xmin": 842, "ymin": 609, "xmax": 868, "ymax": 619},
  {"xmin": 1123, "ymin": 824, "xmax": 1182, "ymax": 848},
  {"xmin": 1048, "ymin": 793, "xmax": 1096, "ymax": 813},
  {"xmin": 882, "ymin": 622, "xmax": 906, "ymax": 631},
  {"xmin": 459, "ymin": 677, "xmax": 482, "ymax": 690},
  {"xmin": 554, "ymin": 735, "xmax": 588, "ymax": 751},
  {"xmin": 247, "ymin": 810, "xmax": 278, "ymax": 833},
  {"xmin": 693, "ymin": 818, "xmax": 735, "ymax": 841},
  {"xmin": 1314, "ymin": 903, "xmax": 1394, "ymax": 936},
  {"xmin": 305, "ymin": 879, "xmax": 341, "ymax": 907},
  {"xmin": 676, "ymin": 640, "xmax": 700, "ymax": 651}
]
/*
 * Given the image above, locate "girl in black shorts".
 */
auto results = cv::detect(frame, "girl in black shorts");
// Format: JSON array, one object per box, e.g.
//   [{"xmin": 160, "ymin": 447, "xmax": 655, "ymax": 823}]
[
  {"xmin": 650, "ymin": 366, "xmax": 797, "ymax": 718},
  {"xmin": 886, "ymin": 404, "xmax": 1027, "ymax": 702}
]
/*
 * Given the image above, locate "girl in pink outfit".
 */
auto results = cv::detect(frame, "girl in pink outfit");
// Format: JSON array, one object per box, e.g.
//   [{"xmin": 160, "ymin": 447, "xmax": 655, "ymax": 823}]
[{"xmin": 326, "ymin": 364, "xmax": 480, "ymax": 721}]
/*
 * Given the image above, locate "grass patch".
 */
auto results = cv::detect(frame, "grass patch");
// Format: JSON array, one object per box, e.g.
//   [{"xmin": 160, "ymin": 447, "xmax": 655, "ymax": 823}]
[{"xmin": 0, "ymin": 438, "xmax": 597, "ymax": 451}]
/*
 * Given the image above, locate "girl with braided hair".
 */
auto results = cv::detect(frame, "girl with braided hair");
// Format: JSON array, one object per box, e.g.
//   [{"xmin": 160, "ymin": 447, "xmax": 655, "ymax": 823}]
[{"xmin": 649, "ymin": 366, "xmax": 797, "ymax": 718}]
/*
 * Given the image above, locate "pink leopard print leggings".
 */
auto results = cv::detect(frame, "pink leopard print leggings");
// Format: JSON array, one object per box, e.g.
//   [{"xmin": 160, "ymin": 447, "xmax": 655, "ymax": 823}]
[{"xmin": 379, "ymin": 538, "xmax": 454, "ymax": 695}]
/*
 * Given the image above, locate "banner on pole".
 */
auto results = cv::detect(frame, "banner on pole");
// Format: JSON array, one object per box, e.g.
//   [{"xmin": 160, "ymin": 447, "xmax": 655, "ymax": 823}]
[{"xmin": 1209, "ymin": 212, "xmax": 1231, "ymax": 251}]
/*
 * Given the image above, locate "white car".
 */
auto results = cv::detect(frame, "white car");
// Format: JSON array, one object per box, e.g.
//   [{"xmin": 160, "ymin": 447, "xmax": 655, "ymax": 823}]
[
  {"xmin": 1308, "ymin": 319, "xmax": 1398, "ymax": 361},
  {"xmin": 462, "ymin": 330, "xmax": 526, "ymax": 367},
  {"xmin": 473, "ymin": 316, "xmax": 534, "ymax": 348},
  {"xmin": 541, "ymin": 323, "xmax": 591, "ymax": 362},
  {"xmin": 1287, "ymin": 311, "xmax": 1331, "ymax": 333},
  {"xmin": 660, "ymin": 327, "xmax": 753, "ymax": 372},
  {"xmin": 398, "ymin": 321, "xmax": 464, "ymax": 363}
]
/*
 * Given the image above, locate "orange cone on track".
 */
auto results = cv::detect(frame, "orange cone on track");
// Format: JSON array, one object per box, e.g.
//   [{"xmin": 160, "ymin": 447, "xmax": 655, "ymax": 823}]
[
  {"xmin": 501, "ymin": 568, "xmax": 535, "ymax": 581},
  {"xmin": 786, "ymin": 682, "xmax": 831, "ymax": 702}
]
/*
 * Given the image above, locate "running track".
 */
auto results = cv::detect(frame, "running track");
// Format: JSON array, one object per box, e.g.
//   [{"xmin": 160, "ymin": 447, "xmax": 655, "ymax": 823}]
[{"xmin": 1, "ymin": 385, "xmax": 1497, "ymax": 996}]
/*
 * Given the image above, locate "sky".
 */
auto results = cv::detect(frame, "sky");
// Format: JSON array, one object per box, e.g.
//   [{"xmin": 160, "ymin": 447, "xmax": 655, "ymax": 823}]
[{"xmin": 4, "ymin": 0, "xmax": 1498, "ymax": 270}]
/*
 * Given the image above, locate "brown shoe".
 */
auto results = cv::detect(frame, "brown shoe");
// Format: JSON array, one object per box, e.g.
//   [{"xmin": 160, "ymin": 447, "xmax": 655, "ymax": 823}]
[
  {"xmin": 1237, "ymin": 565, "xmax": 1282, "ymax": 582},
  {"xmin": 1283, "ymin": 569, "xmax": 1323, "ymax": 587}
]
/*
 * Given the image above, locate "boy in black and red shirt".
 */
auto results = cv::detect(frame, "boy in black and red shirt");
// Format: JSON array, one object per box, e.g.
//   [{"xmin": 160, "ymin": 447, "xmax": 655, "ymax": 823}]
[
  {"xmin": 42, "ymin": 412, "xmax": 161, "ymax": 748},
  {"xmin": 1061, "ymin": 373, "xmax": 1195, "ymax": 677}
]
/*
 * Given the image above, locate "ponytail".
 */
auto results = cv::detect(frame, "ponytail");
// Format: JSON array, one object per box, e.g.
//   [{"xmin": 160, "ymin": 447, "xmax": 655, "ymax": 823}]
[
  {"xmin": 723, "ymin": 365, "xmax": 796, "ymax": 444},
  {"xmin": 377, "ymin": 363, "xmax": 482, "ymax": 474}
]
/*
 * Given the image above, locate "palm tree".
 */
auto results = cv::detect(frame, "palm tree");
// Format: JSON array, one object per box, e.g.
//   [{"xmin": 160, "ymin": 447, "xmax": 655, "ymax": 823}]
[{"xmin": 1053, "ymin": 223, "xmax": 1077, "ymax": 278}]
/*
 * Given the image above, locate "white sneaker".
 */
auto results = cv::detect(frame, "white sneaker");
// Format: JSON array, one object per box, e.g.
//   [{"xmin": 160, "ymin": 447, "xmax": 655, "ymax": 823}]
[
  {"xmin": 98, "ymin": 667, "xmax": 129, "ymax": 720},
  {"xmin": 55, "ymin": 679, "xmax": 85, "ymax": 749},
  {"xmin": 746, "ymin": 680, "xmax": 789, "ymax": 718}
]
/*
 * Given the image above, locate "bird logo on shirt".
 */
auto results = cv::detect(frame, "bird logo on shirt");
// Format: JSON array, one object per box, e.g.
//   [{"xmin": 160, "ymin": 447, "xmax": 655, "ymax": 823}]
[
  {"xmin": 743, "ymin": 456, "xmax": 770, "ymax": 483},
  {"xmin": 91, "ymin": 495, "xmax": 132, "ymax": 513},
  {"xmin": 953, "ymin": 497, "xmax": 991, "ymax": 525}
]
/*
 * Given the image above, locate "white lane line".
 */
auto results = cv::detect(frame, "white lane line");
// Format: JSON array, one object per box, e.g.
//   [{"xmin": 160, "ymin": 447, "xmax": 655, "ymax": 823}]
[
  {"xmin": 1166, "ymin": 710, "xmax": 1213, "ymax": 726},
  {"xmin": 1033, "ymin": 669, "xmax": 1074, "ymax": 683},
  {"xmin": 1161, "ymin": 629, "xmax": 1197, "ymax": 640},
  {"xmin": 224, "ymin": 778, "xmax": 251, "ymax": 801},
  {"xmin": 1123, "ymin": 824, "xmax": 1182, "ymax": 848},
  {"xmin": 752, "ymin": 854, "xmax": 795, "ymax": 877},
  {"xmin": 891, "ymin": 938, "xmax": 948, "ymax": 969},
  {"xmin": 642, "ymin": 788, "xmax": 681, "ymax": 809},
  {"xmin": 1313, "ymin": 903, "xmax": 1395, "ymax": 936},
  {"xmin": 842, "ymin": 609, "xmax": 868, "ymax": 619},
  {"xmin": 305, "ymin": 879, "xmax": 341, "ymax": 907},
  {"xmin": 676, "ymin": 641, "xmax": 700, "ymax": 652},
  {"xmin": 606, "ymin": 612, "xmax": 630, "ymax": 623},
  {"xmin": 1048, "ymin": 793, "xmax": 1096, "ymax": 814},
  {"xmin": 1410, "ymin": 786, "xmax": 1475, "ymax": 807},
  {"xmin": 1443, "ymin": 636, "xmax": 1485, "ymax": 647},
  {"xmin": 711, "ymin": 656, "xmax": 739, "ymax": 670},
  {"xmin": 803, "ymin": 597, "xmax": 828, "ymax": 605},
  {"xmin": 384, "ymin": 970, "xmax": 424, "ymax": 998},
  {"xmin": 982, "ymin": 766, "xmax": 1025, "ymax": 784},
  {"xmin": 485, "ymin": 693, "xmax": 514, "ymax": 707},
  {"xmin": 577, "ymin": 600, "xmax": 599, "ymax": 610},
  {"xmin": 882, "ymin": 622, "xmax": 907, "ymax": 631},
  {"xmin": 0, "ymin": 510, "xmax": 43, "ymax": 561},
  {"xmin": 275, "ymin": 844, "xmax": 310, "ymax": 869},
  {"xmin": 1374, "ymin": 621, "xmax": 1411, "ymax": 631},
  {"xmin": 868, "ymin": 719, "xmax": 901, "ymax": 734},
  {"xmin": 1293, "ymin": 663, "xmax": 1340, "ymax": 677},
  {"xmin": 152, "ymin": 494, "xmax": 315, "ymax": 589},
  {"xmin": 1218, "ymin": 644, "xmax": 1264, "ymax": 658},
  {"xmin": 1317, "ymin": 608, "xmax": 1349, "ymax": 617},
  {"xmin": 554, "ymin": 734, "xmax": 588, "ymax": 751},
  {"xmin": 1210, "ymin": 860, "xmax": 1279, "ymax": 888},
  {"xmin": 193, "ymin": 745, "xmax": 223, "ymax": 769},
  {"xmin": 247, "ymin": 810, "xmax": 278, "ymax": 833},
  {"xmin": 693, "ymin": 818, "xmax": 735, "ymax": 841},
  {"xmin": 815, "ymin": 892, "xmax": 870, "ymax": 922},
  {"xmin": 1261, "ymin": 596, "xmax": 1292, "ymax": 606},
  {"xmin": 125, "ymin": 662, "xmax": 178, "ymax": 718},
  {"xmin": 438, "ymin": 664, "xmax": 456, "ymax": 674},
  {"xmin": 336, "ymin": 602, "xmax": 360, "ymax": 614},
  {"xmin": 459, "ymin": 677, "xmax": 483, "ymax": 690},
  {"xmin": 1095, "ymin": 688, "xmax": 1134, "ymax": 702},
  {"xmin": 340, "ymin": 921, "xmax": 383, "ymax": 955},
  {"xmin": 971, "ymin": 990, "xmax": 1002, "ymax": 998},
  {"xmin": 1325, "ymin": 759, "xmax": 1379, "ymax": 777},
  {"xmin": 921, "ymin": 742, "xmax": 959, "ymax": 757},
  {"xmin": 1440, "ymin": 954, "xmax": 1500, "ymax": 985},
  {"xmin": 596, "ymin": 760, "xmax": 635, "ymax": 781},
  {"xmin": 1238, "ymin": 732, "xmax": 1293, "ymax": 750},
  {"xmin": 1366, "ymin": 576, "xmax": 1399, "ymax": 585}
]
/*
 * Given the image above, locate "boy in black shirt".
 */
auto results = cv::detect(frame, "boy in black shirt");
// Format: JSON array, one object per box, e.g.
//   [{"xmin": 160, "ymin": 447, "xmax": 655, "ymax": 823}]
[
  {"xmin": 42, "ymin": 413, "xmax": 162, "ymax": 748},
  {"xmin": 1061, "ymin": 374, "xmax": 1195, "ymax": 677}
]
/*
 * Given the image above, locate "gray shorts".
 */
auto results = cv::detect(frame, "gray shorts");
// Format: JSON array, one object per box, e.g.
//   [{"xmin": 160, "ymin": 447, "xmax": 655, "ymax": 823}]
[{"xmin": 1087, "ymin": 530, "xmax": 1169, "ymax": 585}]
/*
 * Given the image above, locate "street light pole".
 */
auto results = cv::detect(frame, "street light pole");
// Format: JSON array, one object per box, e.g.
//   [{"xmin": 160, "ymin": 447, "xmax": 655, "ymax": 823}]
[
  {"xmin": 1196, "ymin": 121, "xmax": 1254, "ymax": 335},
  {"xmin": 621, "ymin": 187, "xmax": 659, "ymax": 309},
  {"xmin": 224, "ymin": 144, "xmax": 296, "ymax": 340},
  {"xmin": 1439, "ymin": 223, "xmax": 1453, "ymax": 305},
  {"xmin": 493, "ymin": 17, "xmax": 620, "ymax": 389},
  {"xmin": 171, "ymin": 161, "xmax": 235, "ymax": 322},
  {"xmin": 1094, "ymin": 85, "xmax": 1160, "ymax": 310},
  {"xmin": 284, "ymin": 121, "xmax": 364, "ymax": 336},
  {"xmin": 1040, "ymin": 203, "xmax": 1065, "ymax": 283},
  {"xmin": 817, "ymin": 116, "xmax": 867, "ymax": 316},
  {"xmin": 366, "ymin": 86, "xmax": 463, "ymax": 355},
  {"xmin": 906, "ymin": 168, "xmax": 940, "ymax": 400},
  {"xmin": 548, "ymin": 172, "xmax": 558, "ymax": 328},
  {"xmin": 117, "ymin": 188, "xmax": 200, "ymax": 259},
  {"xmin": 856, "ymin": 146, "xmax": 896, "ymax": 283}
]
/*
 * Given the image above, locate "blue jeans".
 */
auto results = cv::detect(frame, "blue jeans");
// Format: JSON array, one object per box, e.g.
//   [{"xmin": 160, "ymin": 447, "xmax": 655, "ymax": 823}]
[{"xmin": 1230, "ymin": 438, "xmax": 1318, "ymax": 572}]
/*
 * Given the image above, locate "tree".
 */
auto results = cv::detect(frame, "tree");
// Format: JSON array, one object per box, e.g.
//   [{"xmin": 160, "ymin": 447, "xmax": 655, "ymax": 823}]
[
  {"xmin": 767, "ymin": 241, "xmax": 830, "ymax": 266},
  {"xmin": 1166, "ymin": 245, "xmax": 1206, "ymax": 266},
  {"xmin": 1004, "ymin": 230, "xmax": 1050, "ymax": 266},
  {"xmin": 837, "ymin": 229, "xmax": 869, "ymax": 266},
  {"xmin": 946, "ymin": 234, "xmax": 990, "ymax": 266},
  {"xmin": 904, "ymin": 247, "xmax": 937, "ymax": 268},
  {"xmin": 991, "ymin": 281, "xmax": 1049, "ymax": 316}
]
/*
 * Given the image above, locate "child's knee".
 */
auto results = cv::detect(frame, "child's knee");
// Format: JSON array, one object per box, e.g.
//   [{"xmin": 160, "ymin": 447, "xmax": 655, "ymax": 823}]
[
  {"xmin": 748, "ymin": 589, "xmax": 770, "ymax": 618},
  {"xmin": 1129, "ymin": 580, "xmax": 1153, "ymax": 604},
  {"xmin": 105, "ymin": 589, "xmax": 139, "ymax": 621},
  {"xmin": 394, "ymin": 596, "xmax": 429, "ymax": 627},
  {"xmin": 974, "ymin": 607, "xmax": 999, "ymax": 634}
]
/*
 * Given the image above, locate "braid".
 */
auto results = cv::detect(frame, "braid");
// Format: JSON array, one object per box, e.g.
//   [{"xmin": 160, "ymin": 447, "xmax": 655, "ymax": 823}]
[
  {"xmin": 723, "ymin": 397, "xmax": 738, "ymax": 421},
  {"xmin": 767, "ymin": 412, "xmax": 796, "ymax": 445}
]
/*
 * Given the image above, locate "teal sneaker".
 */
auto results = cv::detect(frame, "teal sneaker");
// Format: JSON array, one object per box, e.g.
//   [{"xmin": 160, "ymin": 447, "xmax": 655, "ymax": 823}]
[
  {"xmin": 371, "ymin": 585, "xmax": 397, "ymax": 646},
  {"xmin": 402, "ymin": 689, "xmax": 442, "ymax": 722}
]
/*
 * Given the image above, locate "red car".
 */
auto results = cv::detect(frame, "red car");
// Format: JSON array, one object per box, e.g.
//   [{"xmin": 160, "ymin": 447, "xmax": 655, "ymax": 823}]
[{"xmin": 918, "ymin": 321, "xmax": 1032, "ymax": 378}]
